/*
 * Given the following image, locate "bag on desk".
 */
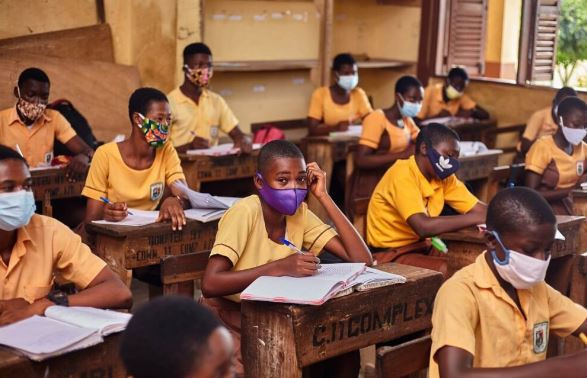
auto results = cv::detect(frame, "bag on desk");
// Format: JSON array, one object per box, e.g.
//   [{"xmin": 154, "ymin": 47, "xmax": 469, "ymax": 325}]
[{"xmin": 253, "ymin": 125, "xmax": 285, "ymax": 144}]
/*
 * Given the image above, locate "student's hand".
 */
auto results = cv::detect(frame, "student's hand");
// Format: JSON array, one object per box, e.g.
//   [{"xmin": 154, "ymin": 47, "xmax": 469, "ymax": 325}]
[
  {"xmin": 65, "ymin": 154, "xmax": 90, "ymax": 182},
  {"xmin": 275, "ymin": 253, "xmax": 320, "ymax": 277},
  {"xmin": 190, "ymin": 136, "xmax": 210, "ymax": 150},
  {"xmin": 234, "ymin": 135, "xmax": 253, "ymax": 154},
  {"xmin": 0, "ymin": 299, "xmax": 51, "ymax": 326},
  {"xmin": 158, "ymin": 196, "xmax": 186, "ymax": 231},
  {"xmin": 104, "ymin": 202, "xmax": 128, "ymax": 222},
  {"xmin": 336, "ymin": 121, "xmax": 350, "ymax": 131},
  {"xmin": 307, "ymin": 162, "xmax": 329, "ymax": 200}
]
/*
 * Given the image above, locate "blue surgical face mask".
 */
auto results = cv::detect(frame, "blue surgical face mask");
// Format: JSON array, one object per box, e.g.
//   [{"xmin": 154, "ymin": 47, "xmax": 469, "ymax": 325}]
[
  {"xmin": 0, "ymin": 191, "xmax": 36, "ymax": 231},
  {"xmin": 398, "ymin": 94, "xmax": 422, "ymax": 118},
  {"xmin": 426, "ymin": 145, "xmax": 460, "ymax": 180}
]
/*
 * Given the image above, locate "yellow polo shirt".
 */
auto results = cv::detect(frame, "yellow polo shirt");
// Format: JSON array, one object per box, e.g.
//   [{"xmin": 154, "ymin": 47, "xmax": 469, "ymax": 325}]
[
  {"xmin": 359, "ymin": 110, "xmax": 419, "ymax": 152},
  {"xmin": 525, "ymin": 135, "xmax": 586, "ymax": 189},
  {"xmin": 367, "ymin": 156, "xmax": 478, "ymax": 248},
  {"xmin": 429, "ymin": 253, "xmax": 587, "ymax": 377},
  {"xmin": 210, "ymin": 195, "xmax": 338, "ymax": 302},
  {"xmin": 168, "ymin": 88, "xmax": 238, "ymax": 147},
  {"xmin": 82, "ymin": 142, "xmax": 185, "ymax": 210},
  {"xmin": 307, "ymin": 86, "xmax": 373, "ymax": 127},
  {"xmin": 0, "ymin": 107, "xmax": 77, "ymax": 167},
  {"xmin": 0, "ymin": 214, "xmax": 106, "ymax": 303},
  {"xmin": 523, "ymin": 107, "xmax": 558, "ymax": 141},
  {"xmin": 417, "ymin": 83, "xmax": 476, "ymax": 119}
]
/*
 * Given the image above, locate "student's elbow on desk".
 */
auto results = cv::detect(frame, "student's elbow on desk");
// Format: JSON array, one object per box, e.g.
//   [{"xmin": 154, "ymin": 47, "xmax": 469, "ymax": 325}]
[{"xmin": 407, "ymin": 214, "xmax": 436, "ymax": 238}]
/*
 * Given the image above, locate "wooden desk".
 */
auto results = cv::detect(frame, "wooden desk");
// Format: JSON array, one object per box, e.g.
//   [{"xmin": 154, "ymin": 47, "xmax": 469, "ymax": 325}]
[
  {"xmin": 241, "ymin": 263, "xmax": 443, "ymax": 378},
  {"xmin": 31, "ymin": 167, "xmax": 85, "ymax": 216},
  {"xmin": 0, "ymin": 333, "xmax": 125, "ymax": 378},
  {"xmin": 572, "ymin": 190, "xmax": 587, "ymax": 253},
  {"xmin": 180, "ymin": 151, "xmax": 259, "ymax": 192},
  {"xmin": 87, "ymin": 219, "xmax": 218, "ymax": 286},
  {"xmin": 429, "ymin": 118, "xmax": 497, "ymax": 147}
]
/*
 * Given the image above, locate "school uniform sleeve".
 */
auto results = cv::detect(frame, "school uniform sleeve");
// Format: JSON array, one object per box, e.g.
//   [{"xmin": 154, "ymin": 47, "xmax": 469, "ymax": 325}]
[
  {"xmin": 525, "ymin": 138, "xmax": 551, "ymax": 175},
  {"xmin": 81, "ymin": 145, "xmax": 109, "ymax": 201},
  {"xmin": 356, "ymin": 88, "xmax": 373, "ymax": 117},
  {"xmin": 209, "ymin": 201, "xmax": 255, "ymax": 266},
  {"xmin": 308, "ymin": 87, "xmax": 325, "ymax": 121},
  {"xmin": 417, "ymin": 85, "xmax": 433, "ymax": 119},
  {"xmin": 162, "ymin": 142, "xmax": 186, "ymax": 185},
  {"xmin": 301, "ymin": 205, "xmax": 338, "ymax": 256},
  {"xmin": 390, "ymin": 172, "xmax": 427, "ymax": 221},
  {"xmin": 546, "ymin": 284, "xmax": 587, "ymax": 337},
  {"xmin": 52, "ymin": 111, "xmax": 78, "ymax": 144},
  {"xmin": 442, "ymin": 175, "xmax": 479, "ymax": 214},
  {"xmin": 216, "ymin": 95, "xmax": 239, "ymax": 134},
  {"xmin": 51, "ymin": 219, "xmax": 107, "ymax": 289},
  {"xmin": 459, "ymin": 94, "xmax": 476, "ymax": 110},
  {"xmin": 523, "ymin": 109, "xmax": 546, "ymax": 141},
  {"xmin": 359, "ymin": 111, "xmax": 385, "ymax": 149}
]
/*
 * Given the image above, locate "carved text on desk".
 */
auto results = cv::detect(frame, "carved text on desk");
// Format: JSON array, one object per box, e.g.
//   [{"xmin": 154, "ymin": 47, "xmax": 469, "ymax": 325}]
[{"xmin": 32, "ymin": 174, "xmax": 84, "ymax": 199}]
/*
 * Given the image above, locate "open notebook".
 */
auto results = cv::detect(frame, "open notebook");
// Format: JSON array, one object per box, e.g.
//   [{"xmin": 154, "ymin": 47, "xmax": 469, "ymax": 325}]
[
  {"xmin": 0, "ymin": 307, "xmax": 131, "ymax": 361},
  {"xmin": 186, "ymin": 143, "xmax": 263, "ymax": 156},
  {"xmin": 240, "ymin": 264, "xmax": 406, "ymax": 305}
]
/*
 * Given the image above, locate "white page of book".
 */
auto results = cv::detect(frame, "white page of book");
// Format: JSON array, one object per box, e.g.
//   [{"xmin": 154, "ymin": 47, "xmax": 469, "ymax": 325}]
[
  {"xmin": 45, "ymin": 306, "xmax": 132, "ymax": 336},
  {"xmin": 91, "ymin": 209, "xmax": 158, "ymax": 227},
  {"xmin": 186, "ymin": 143, "xmax": 262, "ymax": 156},
  {"xmin": 350, "ymin": 268, "xmax": 406, "ymax": 285}
]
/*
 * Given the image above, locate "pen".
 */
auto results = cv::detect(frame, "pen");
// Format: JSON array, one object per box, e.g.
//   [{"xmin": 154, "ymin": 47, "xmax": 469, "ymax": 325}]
[
  {"xmin": 580, "ymin": 332, "xmax": 587, "ymax": 345},
  {"xmin": 279, "ymin": 237, "xmax": 303, "ymax": 254},
  {"xmin": 14, "ymin": 144, "xmax": 23, "ymax": 157},
  {"xmin": 99, "ymin": 196, "xmax": 134, "ymax": 215}
]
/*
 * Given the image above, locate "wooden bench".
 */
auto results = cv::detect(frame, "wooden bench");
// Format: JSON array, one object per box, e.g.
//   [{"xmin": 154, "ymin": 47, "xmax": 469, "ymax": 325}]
[
  {"xmin": 483, "ymin": 163, "xmax": 525, "ymax": 203},
  {"xmin": 159, "ymin": 250, "xmax": 211, "ymax": 296},
  {"xmin": 376, "ymin": 335, "xmax": 432, "ymax": 378},
  {"xmin": 487, "ymin": 124, "xmax": 525, "ymax": 155}
]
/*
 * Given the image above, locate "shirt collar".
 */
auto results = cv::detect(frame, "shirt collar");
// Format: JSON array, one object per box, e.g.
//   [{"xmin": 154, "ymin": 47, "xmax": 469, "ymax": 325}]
[
  {"xmin": 175, "ymin": 87, "xmax": 209, "ymax": 104},
  {"xmin": 407, "ymin": 155, "xmax": 441, "ymax": 199},
  {"xmin": 8, "ymin": 106, "xmax": 51, "ymax": 127}
]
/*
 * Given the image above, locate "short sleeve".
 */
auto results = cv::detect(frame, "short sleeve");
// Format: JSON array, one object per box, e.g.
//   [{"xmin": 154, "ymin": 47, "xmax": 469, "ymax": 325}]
[
  {"xmin": 443, "ymin": 175, "xmax": 479, "ymax": 214},
  {"xmin": 390, "ymin": 173, "xmax": 427, "ymax": 221},
  {"xmin": 53, "ymin": 112, "xmax": 78, "ymax": 144},
  {"xmin": 359, "ymin": 111, "xmax": 385, "ymax": 149},
  {"xmin": 459, "ymin": 94, "xmax": 476, "ymax": 110},
  {"xmin": 308, "ymin": 88, "xmax": 325, "ymax": 120},
  {"xmin": 216, "ymin": 95, "xmax": 239, "ymax": 133},
  {"xmin": 52, "ymin": 220, "xmax": 107, "ymax": 289},
  {"xmin": 547, "ymin": 284, "xmax": 587, "ymax": 337},
  {"xmin": 81, "ymin": 145, "xmax": 109, "ymax": 201},
  {"xmin": 523, "ymin": 110, "xmax": 545, "ymax": 141},
  {"xmin": 209, "ymin": 201, "xmax": 255, "ymax": 266},
  {"xmin": 525, "ymin": 139, "xmax": 551, "ymax": 175},
  {"xmin": 417, "ymin": 85, "xmax": 433, "ymax": 119},
  {"xmin": 301, "ymin": 207, "xmax": 338, "ymax": 255},
  {"xmin": 356, "ymin": 88, "xmax": 374, "ymax": 117},
  {"xmin": 162, "ymin": 143, "xmax": 186, "ymax": 185}
]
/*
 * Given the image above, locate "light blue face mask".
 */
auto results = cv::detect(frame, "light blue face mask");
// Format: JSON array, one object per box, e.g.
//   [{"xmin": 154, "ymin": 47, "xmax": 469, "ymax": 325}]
[
  {"xmin": 398, "ymin": 94, "xmax": 422, "ymax": 118},
  {"xmin": 0, "ymin": 191, "xmax": 36, "ymax": 231}
]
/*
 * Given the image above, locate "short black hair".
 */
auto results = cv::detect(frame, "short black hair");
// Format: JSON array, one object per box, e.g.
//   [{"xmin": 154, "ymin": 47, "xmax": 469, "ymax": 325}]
[
  {"xmin": 395, "ymin": 75, "xmax": 422, "ymax": 95},
  {"xmin": 120, "ymin": 296, "xmax": 221, "ymax": 378},
  {"xmin": 128, "ymin": 87, "xmax": 168, "ymax": 121},
  {"xmin": 448, "ymin": 67, "xmax": 469, "ymax": 82},
  {"xmin": 553, "ymin": 86, "xmax": 577, "ymax": 105},
  {"xmin": 556, "ymin": 96, "xmax": 586, "ymax": 119},
  {"xmin": 415, "ymin": 123, "xmax": 460, "ymax": 152},
  {"xmin": 183, "ymin": 43, "xmax": 212, "ymax": 63},
  {"xmin": 18, "ymin": 67, "xmax": 50, "ymax": 88},
  {"xmin": 257, "ymin": 140, "xmax": 305, "ymax": 175},
  {"xmin": 332, "ymin": 53, "xmax": 356, "ymax": 72},
  {"xmin": 487, "ymin": 187, "xmax": 556, "ymax": 235},
  {"xmin": 0, "ymin": 145, "xmax": 28, "ymax": 167}
]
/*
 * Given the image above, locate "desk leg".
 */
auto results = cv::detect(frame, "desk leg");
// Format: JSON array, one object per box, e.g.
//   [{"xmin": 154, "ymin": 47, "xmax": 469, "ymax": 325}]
[
  {"xmin": 306, "ymin": 142, "xmax": 333, "ymax": 223},
  {"xmin": 94, "ymin": 237, "xmax": 132, "ymax": 287},
  {"xmin": 242, "ymin": 302, "xmax": 302, "ymax": 378},
  {"xmin": 43, "ymin": 191, "xmax": 53, "ymax": 217},
  {"xmin": 572, "ymin": 200, "xmax": 587, "ymax": 253},
  {"xmin": 564, "ymin": 253, "xmax": 587, "ymax": 355}
]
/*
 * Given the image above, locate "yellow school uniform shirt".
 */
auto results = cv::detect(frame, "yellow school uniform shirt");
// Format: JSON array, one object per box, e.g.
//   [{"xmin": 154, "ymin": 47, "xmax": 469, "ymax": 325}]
[
  {"xmin": 168, "ymin": 87, "xmax": 238, "ymax": 147},
  {"xmin": 429, "ymin": 253, "xmax": 587, "ymax": 378},
  {"xmin": 359, "ymin": 109, "xmax": 420, "ymax": 152},
  {"xmin": 523, "ymin": 107, "xmax": 558, "ymax": 141},
  {"xmin": 0, "ymin": 214, "xmax": 106, "ymax": 303},
  {"xmin": 210, "ymin": 195, "xmax": 338, "ymax": 302},
  {"xmin": 525, "ymin": 135, "xmax": 586, "ymax": 189},
  {"xmin": 367, "ymin": 156, "xmax": 478, "ymax": 248},
  {"xmin": 417, "ymin": 83, "xmax": 476, "ymax": 119},
  {"xmin": 82, "ymin": 142, "xmax": 185, "ymax": 210},
  {"xmin": 0, "ymin": 107, "xmax": 77, "ymax": 167},
  {"xmin": 307, "ymin": 86, "xmax": 373, "ymax": 127}
]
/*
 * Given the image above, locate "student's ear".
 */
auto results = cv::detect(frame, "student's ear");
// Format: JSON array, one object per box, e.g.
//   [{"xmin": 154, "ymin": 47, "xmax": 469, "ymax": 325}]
[
  {"xmin": 483, "ymin": 230, "xmax": 502, "ymax": 258},
  {"xmin": 419, "ymin": 141, "xmax": 428, "ymax": 156},
  {"xmin": 395, "ymin": 93, "xmax": 403, "ymax": 107},
  {"xmin": 253, "ymin": 173, "xmax": 263, "ymax": 190},
  {"xmin": 13, "ymin": 86, "xmax": 18, "ymax": 98},
  {"xmin": 132, "ymin": 112, "xmax": 142, "ymax": 126}
]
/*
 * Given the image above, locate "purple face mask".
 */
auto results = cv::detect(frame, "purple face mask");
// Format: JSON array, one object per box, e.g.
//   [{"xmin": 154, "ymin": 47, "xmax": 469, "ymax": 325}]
[
  {"xmin": 427, "ymin": 145, "xmax": 460, "ymax": 180},
  {"xmin": 256, "ymin": 173, "xmax": 308, "ymax": 216}
]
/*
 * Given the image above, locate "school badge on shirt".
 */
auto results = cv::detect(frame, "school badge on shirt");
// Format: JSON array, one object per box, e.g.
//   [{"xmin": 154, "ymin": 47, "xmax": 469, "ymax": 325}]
[
  {"xmin": 533, "ymin": 322, "xmax": 548, "ymax": 353},
  {"xmin": 577, "ymin": 161, "xmax": 584, "ymax": 176},
  {"xmin": 150, "ymin": 182, "xmax": 163, "ymax": 201}
]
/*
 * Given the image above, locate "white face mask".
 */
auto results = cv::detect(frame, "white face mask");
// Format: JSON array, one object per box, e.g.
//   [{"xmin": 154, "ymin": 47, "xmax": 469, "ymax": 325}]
[
  {"xmin": 560, "ymin": 116, "xmax": 587, "ymax": 146},
  {"xmin": 490, "ymin": 231, "xmax": 550, "ymax": 290},
  {"xmin": 0, "ymin": 191, "xmax": 36, "ymax": 231},
  {"xmin": 445, "ymin": 84, "xmax": 464, "ymax": 100},
  {"xmin": 337, "ymin": 74, "xmax": 359, "ymax": 92}
]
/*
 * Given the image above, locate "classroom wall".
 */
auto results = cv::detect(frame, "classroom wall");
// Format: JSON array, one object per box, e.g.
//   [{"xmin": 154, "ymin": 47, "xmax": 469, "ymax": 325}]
[{"xmin": 484, "ymin": 0, "xmax": 521, "ymax": 80}]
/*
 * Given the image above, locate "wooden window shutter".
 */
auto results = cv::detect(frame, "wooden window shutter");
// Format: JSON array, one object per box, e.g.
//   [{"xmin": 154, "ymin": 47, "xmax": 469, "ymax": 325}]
[
  {"xmin": 445, "ymin": 0, "xmax": 488, "ymax": 77},
  {"xmin": 527, "ymin": 0, "xmax": 561, "ymax": 82}
]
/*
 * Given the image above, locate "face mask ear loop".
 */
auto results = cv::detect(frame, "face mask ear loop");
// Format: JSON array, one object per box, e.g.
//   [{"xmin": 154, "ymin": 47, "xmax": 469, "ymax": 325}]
[{"xmin": 491, "ymin": 231, "xmax": 510, "ymax": 265}]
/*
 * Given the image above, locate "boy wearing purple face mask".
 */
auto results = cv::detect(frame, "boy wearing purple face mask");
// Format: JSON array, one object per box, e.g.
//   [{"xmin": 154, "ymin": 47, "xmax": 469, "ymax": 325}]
[
  {"xmin": 201, "ymin": 140, "xmax": 373, "ymax": 377},
  {"xmin": 366, "ymin": 123, "xmax": 487, "ymax": 275}
]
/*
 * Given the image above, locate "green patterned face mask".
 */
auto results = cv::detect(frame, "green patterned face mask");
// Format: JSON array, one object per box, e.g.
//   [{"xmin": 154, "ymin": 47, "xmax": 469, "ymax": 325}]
[{"xmin": 138, "ymin": 113, "xmax": 169, "ymax": 148}]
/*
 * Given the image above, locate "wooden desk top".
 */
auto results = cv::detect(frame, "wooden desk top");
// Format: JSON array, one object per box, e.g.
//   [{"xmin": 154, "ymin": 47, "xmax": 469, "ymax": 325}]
[
  {"xmin": 179, "ymin": 149, "xmax": 259, "ymax": 162},
  {"xmin": 572, "ymin": 189, "xmax": 587, "ymax": 198},
  {"xmin": 86, "ymin": 218, "xmax": 217, "ymax": 238}
]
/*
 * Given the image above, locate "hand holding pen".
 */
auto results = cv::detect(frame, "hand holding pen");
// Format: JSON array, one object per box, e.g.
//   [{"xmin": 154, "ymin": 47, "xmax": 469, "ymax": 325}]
[
  {"xmin": 100, "ymin": 196, "xmax": 132, "ymax": 221},
  {"xmin": 276, "ymin": 237, "xmax": 321, "ymax": 277}
]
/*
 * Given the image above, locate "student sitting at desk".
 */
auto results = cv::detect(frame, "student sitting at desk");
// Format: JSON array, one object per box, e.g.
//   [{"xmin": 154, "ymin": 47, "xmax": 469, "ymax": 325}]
[
  {"xmin": 82, "ymin": 88, "xmax": 189, "ymax": 231},
  {"xmin": 366, "ymin": 123, "xmax": 487, "ymax": 275},
  {"xmin": 430, "ymin": 187, "xmax": 587, "ymax": 378},
  {"xmin": 168, "ymin": 43, "xmax": 252, "ymax": 154},
  {"xmin": 121, "ymin": 296, "xmax": 235, "ymax": 378},
  {"xmin": 525, "ymin": 96, "xmax": 586, "ymax": 215},
  {"xmin": 307, "ymin": 53, "xmax": 373, "ymax": 136},
  {"xmin": 0, "ymin": 67, "xmax": 94, "ymax": 181},
  {"xmin": 350, "ymin": 75, "xmax": 423, "ymax": 202},
  {"xmin": 518, "ymin": 86, "xmax": 577, "ymax": 157},
  {"xmin": 0, "ymin": 144, "xmax": 131, "ymax": 325},
  {"xmin": 417, "ymin": 67, "xmax": 489, "ymax": 120},
  {"xmin": 201, "ymin": 140, "xmax": 372, "ymax": 376}
]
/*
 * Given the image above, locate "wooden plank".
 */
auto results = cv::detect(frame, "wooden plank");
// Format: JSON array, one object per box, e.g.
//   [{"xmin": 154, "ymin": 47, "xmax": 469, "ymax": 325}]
[
  {"xmin": 31, "ymin": 167, "xmax": 85, "ymax": 201},
  {"xmin": 376, "ymin": 335, "xmax": 432, "ymax": 378},
  {"xmin": 0, "ymin": 53, "xmax": 140, "ymax": 143},
  {"xmin": 214, "ymin": 60, "xmax": 318, "ymax": 72},
  {"xmin": 456, "ymin": 150, "xmax": 502, "ymax": 182},
  {"xmin": 0, "ymin": 24, "xmax": 114, "ymax": 62},
  {"xmin": 161, "ymin": 250, "xmax": 211, "ymax": 284},
  {"xmin": 572, "ymin": 190, "xmax": 587, "ymax": 253}
]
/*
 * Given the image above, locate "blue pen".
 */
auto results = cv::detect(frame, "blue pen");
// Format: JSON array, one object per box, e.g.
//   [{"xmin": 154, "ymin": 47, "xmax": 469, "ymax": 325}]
[
  {"xmin": 279, "ymin": 237, "xmax": 303, "ymax": 254},
  {"xmin": 100, "ymin": 196, "xmax": 134, "ymax": 215}
]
